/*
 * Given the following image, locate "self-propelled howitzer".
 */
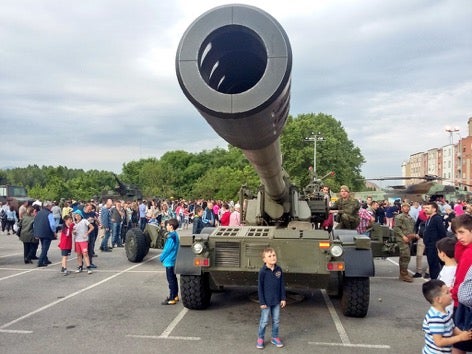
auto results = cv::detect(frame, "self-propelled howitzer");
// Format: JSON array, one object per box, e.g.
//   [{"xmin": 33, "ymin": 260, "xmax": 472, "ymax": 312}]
[
  {"xmin": 123, "ymin": 4, "xmax": 397, "ymax": 318},
  {"xmin": 173, "ymin": 4, "xmax": 378, "ymax": 317}
]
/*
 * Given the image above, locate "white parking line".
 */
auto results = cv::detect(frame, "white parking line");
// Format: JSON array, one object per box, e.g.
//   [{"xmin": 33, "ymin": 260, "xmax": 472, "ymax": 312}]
[
  {"xmin": 318, "ymin": 288, "xmax": 391, "ymax": 350},
  {"xmin": 0, "ymin": 259, "xmax": 75, "ymax": 281},
  {"xmin": 320, "ymin": 289, "xmax": 350, "ymax": 344},
  {"xmin": 0, "ymin": 255, "xmax": 160, "ymax": 333},
  {"xmin": 0, "ymin": 252, "xmax": 23, "ymax": 258},
  {"xmin": 127, "ymin": 307, "xmax": 201, "ymax": 341},
  {"xmin": 0, "ymin": 268, "xmax": 38, "ymax": 281},
  {"xmin": 308, "ymin": 341, "xmax": 391, "ymax": 349}
]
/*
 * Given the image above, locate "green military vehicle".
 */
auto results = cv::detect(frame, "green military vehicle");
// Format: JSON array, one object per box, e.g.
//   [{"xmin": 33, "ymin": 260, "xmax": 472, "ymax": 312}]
[
  {"xmin": 95, "ymin": 174, "xmax": 143, "ymax": 203},
  {"xmin": 126, "ymin": 4, "xmax": 399, "ymax": 318}
]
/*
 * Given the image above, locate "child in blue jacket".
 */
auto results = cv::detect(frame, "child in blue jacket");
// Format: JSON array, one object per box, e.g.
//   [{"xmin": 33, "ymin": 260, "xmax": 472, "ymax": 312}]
[
  {"xmin": 257, "ymin": 247, "xmax": 286, "ymax": 349},
  {"xmin": 160, "ymin": 218, "xmax": 180, "ymax": 305}
]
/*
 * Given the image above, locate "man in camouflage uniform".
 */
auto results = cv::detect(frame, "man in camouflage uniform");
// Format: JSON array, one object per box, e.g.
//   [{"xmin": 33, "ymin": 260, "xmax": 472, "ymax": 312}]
[
  {"xmin": 330, "ymin": 185, "xmax": 360, "ymax": 229},
  {"xmin": 393, "ymin": 203, "xmax": 418, "ymax": 282}
]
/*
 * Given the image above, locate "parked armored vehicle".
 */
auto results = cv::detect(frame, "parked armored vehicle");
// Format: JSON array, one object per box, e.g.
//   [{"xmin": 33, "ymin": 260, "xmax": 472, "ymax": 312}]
[
  {"xmin": 97, "ymin": 174, "xmax": 142, "ymax": 202},
  {"xmin": 126, "ymin": 4, "xmax": 400, "ymax": 318}
]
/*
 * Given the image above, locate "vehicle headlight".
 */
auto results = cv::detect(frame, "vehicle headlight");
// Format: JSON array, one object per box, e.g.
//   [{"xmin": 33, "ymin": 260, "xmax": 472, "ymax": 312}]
[
  {"xmin": 192, "ymin": 242, "xmax": 204, "ymax": 255},
  {"xmin": 330, "ymin": 245, "xmax": 343, "ymax": 257}
]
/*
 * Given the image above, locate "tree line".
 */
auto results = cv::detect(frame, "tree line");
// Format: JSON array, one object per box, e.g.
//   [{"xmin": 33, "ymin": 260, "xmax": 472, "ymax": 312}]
[{"xmin": 1, "ymin": 113, "xmax": 367, "ymax": 202}]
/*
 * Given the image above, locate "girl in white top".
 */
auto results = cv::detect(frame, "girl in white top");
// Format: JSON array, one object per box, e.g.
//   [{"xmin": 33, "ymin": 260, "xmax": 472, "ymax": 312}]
[{"xmin": 72, "ymin": 210, "xmax": 94, "ymax": 274}]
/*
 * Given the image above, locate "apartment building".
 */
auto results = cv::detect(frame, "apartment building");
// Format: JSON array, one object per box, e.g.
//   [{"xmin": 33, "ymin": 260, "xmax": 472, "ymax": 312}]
[{"xmin": 403, "ymin": 117, "xmax": 472, "ymax": 190}]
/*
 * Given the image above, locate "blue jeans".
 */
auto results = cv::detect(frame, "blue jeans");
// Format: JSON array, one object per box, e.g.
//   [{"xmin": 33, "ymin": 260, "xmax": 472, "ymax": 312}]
[
  {"xmin": 112, "ymin": 222, "xmax": 122, "ymax": 246},
  {"xmin": 100, "ymin": 228, "xmax": 111, "ymax": 249},
  {"xmin": 38, "ymin": 238, "xmax": 52, "ymax": 266},
  {"xmin": 140, "ymin": 217, "xmax": 147, "ymax": 231},
  {"xmin": 258, "ymin": 304, "xmax": 280, "ymax": 339}
]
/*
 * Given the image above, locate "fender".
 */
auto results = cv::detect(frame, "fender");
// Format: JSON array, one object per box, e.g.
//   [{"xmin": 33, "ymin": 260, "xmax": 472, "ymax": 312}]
[
  {"xmin": 343, "ymin": 248, "xmax": 375, "ymax": 277},
  {"xmin": 175, "ymin": 246, "xmax": 202, "ymax": 276}
]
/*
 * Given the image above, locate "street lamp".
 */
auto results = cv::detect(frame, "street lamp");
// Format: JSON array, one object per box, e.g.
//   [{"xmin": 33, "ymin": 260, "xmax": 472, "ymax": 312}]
[
  {"xmin": 445, "ymin": 126, "xmax": 460, "ymax": 145},
  {"xmin": 304, "ymin": 132, "xmax": 324, "ymax": 177},
  {"xmin": 445, "ymin": 127, "xmax": 461, "ymax": 188}
]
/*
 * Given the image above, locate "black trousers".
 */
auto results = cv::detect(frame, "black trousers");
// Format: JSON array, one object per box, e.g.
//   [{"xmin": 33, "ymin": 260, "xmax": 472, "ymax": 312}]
[
  {"xmin": 23, "ymin": 242, "xmax": 36, "ymax": 261},
  {"xmin": 425, "ymin": 244, "xmax": 442, "ymax": 279},
  {"xmin": 165, "ymin": 266, "xmax": 178, "ymax": 299}
]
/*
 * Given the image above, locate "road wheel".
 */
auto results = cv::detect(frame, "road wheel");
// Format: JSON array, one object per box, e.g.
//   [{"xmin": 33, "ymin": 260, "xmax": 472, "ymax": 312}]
[
  {"xmin": 125, "ymin": 228, "xmax": 149, "ymax": 263},
  {"xmin": 341, "ymin": 277, "xmax": 369, "ymax": 318},
  {"xmin": 180, "ymin": 274, "xmax": 211, "ymax": 309}
]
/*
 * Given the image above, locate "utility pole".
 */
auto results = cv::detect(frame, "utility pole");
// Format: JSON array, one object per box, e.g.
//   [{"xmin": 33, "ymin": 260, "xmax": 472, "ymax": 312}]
[
  {"xmin": 304, "ymin": 132, "xmax": 324, "ymax": 177},
  {"xmin": 445, "ymin": 126, "xmax": 461, "ymax": 188}
]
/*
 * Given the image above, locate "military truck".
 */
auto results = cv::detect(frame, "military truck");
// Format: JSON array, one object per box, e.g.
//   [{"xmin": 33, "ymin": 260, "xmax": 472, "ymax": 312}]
[{"xmin": 126, "ymin": 4, "xmax": 400, "ymax": 318}]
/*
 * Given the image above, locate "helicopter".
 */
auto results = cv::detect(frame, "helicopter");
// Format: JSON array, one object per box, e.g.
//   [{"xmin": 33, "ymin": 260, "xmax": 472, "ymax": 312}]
[{"xmin": 355, "ymin": 175, "xmax": 472, "ymax": 203}]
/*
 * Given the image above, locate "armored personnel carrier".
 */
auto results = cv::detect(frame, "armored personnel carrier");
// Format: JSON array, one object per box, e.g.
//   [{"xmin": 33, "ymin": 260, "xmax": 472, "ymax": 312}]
[{"xmin": 126, "ymin": 4, "xmax": 399, "ymax": 318}]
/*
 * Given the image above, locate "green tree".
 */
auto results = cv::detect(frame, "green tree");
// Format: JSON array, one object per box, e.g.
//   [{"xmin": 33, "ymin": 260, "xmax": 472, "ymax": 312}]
[
  {"xmin": 1, "ymin": 112, "xmax": 365, "ymax": 202},
  {"xmin": 281, "ymin": 113, "xmax": 365, "ymax": 192},
  {"xmin": 192, "ymin": 165, "xmax": 259, "ymax": 200}
]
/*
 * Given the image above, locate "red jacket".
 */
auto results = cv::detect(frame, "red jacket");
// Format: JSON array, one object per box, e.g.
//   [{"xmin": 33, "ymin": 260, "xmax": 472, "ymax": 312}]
[
  {"xmin": 58, "ymin": 222, "xmax": 74, "ymax": 250},
  {"xmin": 451, "ymin": 241, "xmax": 472, "ymax": 307},
  {"xmin": 220, "ymin": 211, "xmax": 231, "ymax": 226}
]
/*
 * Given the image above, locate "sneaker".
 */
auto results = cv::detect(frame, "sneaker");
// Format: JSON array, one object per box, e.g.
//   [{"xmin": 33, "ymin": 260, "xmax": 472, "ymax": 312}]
[
  {"xmin": 424, "ymin": 273, "xmax": 431, "ymax": 279},
  {"xmin": 412, "ymin": 272, "xmax": 422, "ymax": 278},
  {"xmin": 256, "ymin": 338, "xmax": 264, "ymax": 349},
  {"xmin": 87, "ymin": 267, "xmax": 93, "ymax": 274},
  {"xmin": 161, "ymin": 299, "xmax": 177, "ymax": 305},
  {"xmin": 75, "ymin": 266, "xmax": 83, "ymax": 273},
  {"xmin": 63, "ymin": 270, "xmax": 70, "ymax": 276},
  {"xmin": 164, "ymin": 296, "xmax": 179, "ymax": 302},
  {"xmin": 271, "ymin": 337, "xmax": 284, "ymax": 348},
  {"xmin": 89, "ymin": 264, "xmax": 97, "ymax": 269},
  {"xmin": 60, "ymin": 267, "xmax": 66, "ymax": 273}
]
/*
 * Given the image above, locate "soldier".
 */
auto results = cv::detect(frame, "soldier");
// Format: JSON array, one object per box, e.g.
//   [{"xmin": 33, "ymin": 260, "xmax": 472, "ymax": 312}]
[
  {"xmin": 330, "ymin": 185, "xmax": 360, "ymax": 229},
  {"xmin": 393, "ymin": 203, "xmax": 418, "ymax": 282}
]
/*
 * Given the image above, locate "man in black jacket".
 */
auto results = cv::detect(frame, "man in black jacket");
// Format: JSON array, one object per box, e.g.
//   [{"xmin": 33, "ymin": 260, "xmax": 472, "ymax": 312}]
[
  {"xmin": 423, "ymin": 202, "xmax": 447, "ymax": 279},
  {"xmin": 33, "ymin": 201, "xmax": 57, "ymax": 267}
]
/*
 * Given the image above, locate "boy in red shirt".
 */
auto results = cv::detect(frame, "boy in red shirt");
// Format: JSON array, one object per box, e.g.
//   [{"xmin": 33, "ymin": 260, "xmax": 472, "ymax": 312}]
[{"xmin": 450, "ymin": 214, "xmax": 472, "ymax": 353}]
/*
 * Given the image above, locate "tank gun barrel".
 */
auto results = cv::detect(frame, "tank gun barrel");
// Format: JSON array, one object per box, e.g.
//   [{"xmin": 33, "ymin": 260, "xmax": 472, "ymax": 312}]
[{"xmin": 175, "ymin": 4, "xmax": 292, "ymax": 201}]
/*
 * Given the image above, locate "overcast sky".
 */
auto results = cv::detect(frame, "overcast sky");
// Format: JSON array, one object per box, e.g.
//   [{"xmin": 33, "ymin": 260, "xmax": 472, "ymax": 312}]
[{"xmin": 1, "ymin": 0, "xmax": 471, "ymax": 182}]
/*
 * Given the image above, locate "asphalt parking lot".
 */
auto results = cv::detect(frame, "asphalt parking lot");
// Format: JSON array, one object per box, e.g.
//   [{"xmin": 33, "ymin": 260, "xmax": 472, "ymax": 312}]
[{"xmin": 1, "ymin": 229, "xmax": 428, "ymax": 353}]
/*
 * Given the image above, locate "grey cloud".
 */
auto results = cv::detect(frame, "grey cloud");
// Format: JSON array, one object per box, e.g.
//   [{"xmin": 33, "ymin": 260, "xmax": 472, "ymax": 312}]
[{"xmin": 1, "ymin": 0, "xmax": 471, "ymax": 180}]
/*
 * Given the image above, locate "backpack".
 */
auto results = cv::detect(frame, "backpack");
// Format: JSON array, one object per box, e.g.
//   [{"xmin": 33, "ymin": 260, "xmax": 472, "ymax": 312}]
[{"xmin": 0, "ymin": 209, "xmax": 6, "ymax": 220}]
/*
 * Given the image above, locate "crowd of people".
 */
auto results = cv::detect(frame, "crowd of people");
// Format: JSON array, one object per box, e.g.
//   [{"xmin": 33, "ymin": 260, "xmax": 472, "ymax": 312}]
[
  {"xmin": 324, "ymin": 185, "xmax": 472, "ymax": 353},
  {"xmin": 0, "ymin": 197, "xmax": 242, "ymax": 268},
  {"xmin": 2, "ymin": 189, "xmax": 472, "ymax": 351}
]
